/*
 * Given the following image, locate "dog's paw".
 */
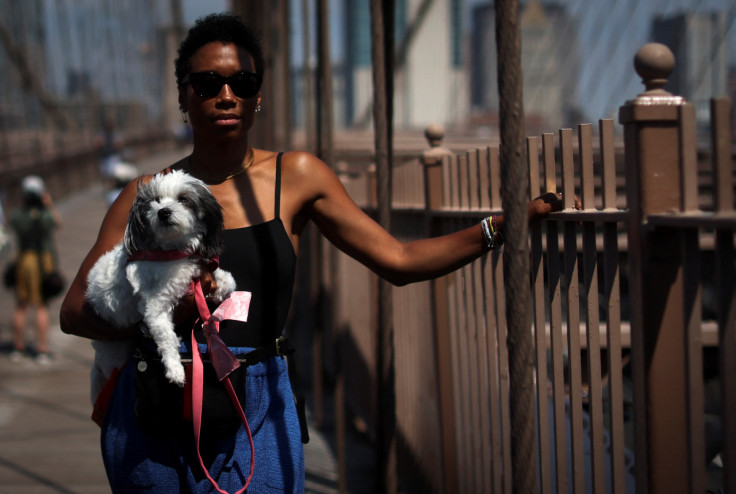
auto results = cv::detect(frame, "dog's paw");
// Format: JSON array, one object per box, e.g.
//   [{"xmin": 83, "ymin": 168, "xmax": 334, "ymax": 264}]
[
  {"xmin": 211, "ymin": 268, "xmax": 237, "ymax": 302},
  {"xmin": 165, "ymin": 364, "xmax": 187, "ymax": 387}
]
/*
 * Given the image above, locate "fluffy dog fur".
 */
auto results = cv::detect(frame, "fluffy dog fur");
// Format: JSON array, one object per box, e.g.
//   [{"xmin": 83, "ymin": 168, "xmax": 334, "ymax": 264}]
[{"xmin": 87, "ymin": 170, "xmax": 236, "ymax": 403}]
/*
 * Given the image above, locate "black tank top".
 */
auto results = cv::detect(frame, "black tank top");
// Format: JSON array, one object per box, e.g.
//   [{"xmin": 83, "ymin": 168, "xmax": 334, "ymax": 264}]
[{"xmin": 205, "ymin": 152, "xmax": 297, "ymax": 348}]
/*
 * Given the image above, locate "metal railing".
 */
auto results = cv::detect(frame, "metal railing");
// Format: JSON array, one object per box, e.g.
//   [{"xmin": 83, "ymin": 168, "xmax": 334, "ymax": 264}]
[{"xmin": 299, "ymin": 43, "xmax": 735, "ymax": 493}]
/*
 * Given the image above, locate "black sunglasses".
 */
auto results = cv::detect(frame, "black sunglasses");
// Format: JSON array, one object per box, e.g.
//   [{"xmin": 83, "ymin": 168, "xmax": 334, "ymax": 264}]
[{"xmin": 181, "ymin": 71, "xmax": 263, "ymax": 99}]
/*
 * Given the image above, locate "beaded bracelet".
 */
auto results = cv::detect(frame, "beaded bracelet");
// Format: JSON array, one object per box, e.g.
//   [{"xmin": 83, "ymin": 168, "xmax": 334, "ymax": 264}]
[
  {"xmin": 480, "ymin": 216, "xmax": 504, "ymax": 250},
  {"xmin": 481, "ymin": 216, "xmax": 495, "ymax": 249}
]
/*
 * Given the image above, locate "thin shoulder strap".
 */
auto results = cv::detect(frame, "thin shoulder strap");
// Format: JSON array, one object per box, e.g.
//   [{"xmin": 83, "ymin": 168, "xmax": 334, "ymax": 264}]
[{"xmin": 275, "ymin": 152, "xmax": 283, "ymax": 219}]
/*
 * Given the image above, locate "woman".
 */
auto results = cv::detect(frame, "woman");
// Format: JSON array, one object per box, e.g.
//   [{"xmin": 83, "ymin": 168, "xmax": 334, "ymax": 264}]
[
  {"xmin": 11, "ymin": 175, "xmax": 61, "ymax": 365},
  {"xmin": 60, "ymin": 13, "xmax": 562, "ymax": 493}
]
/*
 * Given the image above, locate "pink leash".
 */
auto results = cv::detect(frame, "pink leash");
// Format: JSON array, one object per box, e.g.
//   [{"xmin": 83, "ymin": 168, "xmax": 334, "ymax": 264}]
[{"xmin": 191, "ymin": 279, "xmax": 255, "ymax": 493}]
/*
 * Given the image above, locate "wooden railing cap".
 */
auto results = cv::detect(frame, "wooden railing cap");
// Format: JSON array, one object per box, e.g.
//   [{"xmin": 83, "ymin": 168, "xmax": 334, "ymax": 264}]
[
  {"xmin": 424, "ymin": 123, "xmax": 445, "ymax": 147},
  {"xmin": 422, "ymin": 123, "xmax": 452, "ymax": 166},
  {"xmin": 634, "ymin": 43, "xmax": 675, "ymax": 96},
  {"xmin": 620, "ymin": 43, "xmax": 685, "ymax": 123}
]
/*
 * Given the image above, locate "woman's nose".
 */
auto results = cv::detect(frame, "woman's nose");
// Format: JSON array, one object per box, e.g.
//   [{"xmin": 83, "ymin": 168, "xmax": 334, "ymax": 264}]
[{"xmin": 218, "ymin": 83, "xmax": 236, "ymax": 102}]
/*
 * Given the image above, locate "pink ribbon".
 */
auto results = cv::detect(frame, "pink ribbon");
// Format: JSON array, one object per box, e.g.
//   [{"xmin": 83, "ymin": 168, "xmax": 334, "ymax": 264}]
[
  {"xmin": 196, "ymin": 289, "xmax": 252, "ymax": 381},
  {"xmin": 191, "ymin": 279, "xmax": 254, "ymax": 494}
]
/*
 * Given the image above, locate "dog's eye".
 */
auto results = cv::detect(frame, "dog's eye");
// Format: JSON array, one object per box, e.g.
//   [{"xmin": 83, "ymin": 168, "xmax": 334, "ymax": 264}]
[{"xmin": 178, "ymin": 195, "xmax": 190, "ymax": 204}]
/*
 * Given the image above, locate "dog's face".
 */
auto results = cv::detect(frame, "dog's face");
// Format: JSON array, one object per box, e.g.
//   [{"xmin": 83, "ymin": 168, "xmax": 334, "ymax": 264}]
[{"xmin": 124, "ymin": 170, "xmax": 224, "ymax": 258}]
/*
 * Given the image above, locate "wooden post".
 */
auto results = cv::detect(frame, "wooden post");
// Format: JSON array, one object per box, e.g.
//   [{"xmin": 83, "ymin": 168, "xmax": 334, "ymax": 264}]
[
  {"xmin": 316, "ymin": 0, "xmax": 334, "ymax": 166},
  {"xmin": 711, "ymin": 97, "xmax": 736, "ymax": 493},
  {"xmin": 494, "ymin": 0, "xmax": 537, "ymax": 491},
  {"xmin": 278, "ymin": 0, "xmax": 292, "ymax": 149},
  {"xmin": 301, "ymin": 0, "xmax": 315, "ymax": 154},
  {"xmin": 421, "ymin": 124, "xmax": 457, "ymax": 494},
  {"xmin": 619, "ymin": 43, "xmax": 694, "ymax": 493},
  {"xmin": 370, "ymin": 1, "xmax": 395, "ymax": 492},
  {"xmin": 313, "ymin": 2, "xmax": 346, "ymax": 492},
  {"xmin": 231, "ymin": 1, "xmax": 272, "ymax": 149}
]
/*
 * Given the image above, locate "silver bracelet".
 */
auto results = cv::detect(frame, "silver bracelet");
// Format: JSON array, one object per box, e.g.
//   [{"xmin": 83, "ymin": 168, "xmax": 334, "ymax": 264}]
[{"xmin": 480, "ymin": 216, "xmax": 495, "ymax": 249}]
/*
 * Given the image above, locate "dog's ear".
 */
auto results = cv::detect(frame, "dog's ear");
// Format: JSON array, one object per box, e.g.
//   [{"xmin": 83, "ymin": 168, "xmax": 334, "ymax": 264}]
[
  {"xmin": 195, "ymin": 181, "xmax": 225, "ymax": 259},
  {"xmin": 123, "ymin": 183, "xmax": 148, "ymax": 256}
]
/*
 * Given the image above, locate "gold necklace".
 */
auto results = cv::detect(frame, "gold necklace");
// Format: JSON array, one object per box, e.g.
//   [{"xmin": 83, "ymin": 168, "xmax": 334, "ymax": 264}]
[{"xmin": 187, "ymin": 147, "xmax": 254, "ymax": 183}]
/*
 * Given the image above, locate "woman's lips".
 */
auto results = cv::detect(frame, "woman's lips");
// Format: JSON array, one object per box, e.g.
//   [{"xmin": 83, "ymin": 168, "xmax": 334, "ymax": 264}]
[{"xmin": 213, "ymin": 114, "xmax": 241, "ymax": 126}]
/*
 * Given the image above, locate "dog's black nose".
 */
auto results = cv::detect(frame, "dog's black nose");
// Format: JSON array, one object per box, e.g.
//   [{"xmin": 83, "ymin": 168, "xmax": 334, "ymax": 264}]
[{"xmin": 158, "ymin": 208, "xmax": 172, "ymax": 222}]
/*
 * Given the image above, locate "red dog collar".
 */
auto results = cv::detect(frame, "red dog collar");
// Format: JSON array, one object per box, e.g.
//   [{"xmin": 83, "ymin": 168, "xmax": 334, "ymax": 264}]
[{"xmin": 127, "ymin": 250, "xmax": 219, "ymax": 270}]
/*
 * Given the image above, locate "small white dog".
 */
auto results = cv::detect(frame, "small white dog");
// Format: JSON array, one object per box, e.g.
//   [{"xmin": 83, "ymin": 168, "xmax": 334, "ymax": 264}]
[{"xmin": 87, "ymin": 170, "xmax": 236, "ymax": 403}]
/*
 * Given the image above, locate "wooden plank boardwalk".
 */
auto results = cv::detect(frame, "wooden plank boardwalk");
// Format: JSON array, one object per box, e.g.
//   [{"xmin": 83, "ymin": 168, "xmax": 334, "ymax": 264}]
[{"xmin": 0, "ymin": 148, "xmax": 372, "ymax": 493}]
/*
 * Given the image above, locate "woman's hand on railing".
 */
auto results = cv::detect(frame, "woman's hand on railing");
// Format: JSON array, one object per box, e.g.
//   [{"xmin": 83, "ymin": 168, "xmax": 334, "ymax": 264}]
[{"xmin": 527, "ymin": 192, "xmax": 580, "ymax": 223}]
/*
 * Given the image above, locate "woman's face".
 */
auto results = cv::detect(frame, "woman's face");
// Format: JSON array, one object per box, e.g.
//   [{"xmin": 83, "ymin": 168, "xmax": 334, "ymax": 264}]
[{"xmin": 178, "ymin": 42, "xmax": 261, "ymax": 142}]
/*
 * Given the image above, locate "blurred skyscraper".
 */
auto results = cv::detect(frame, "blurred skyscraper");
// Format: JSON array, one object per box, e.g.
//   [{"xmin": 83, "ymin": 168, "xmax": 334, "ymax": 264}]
[
  {"xmin": 342, "ymin": 0, "xmax": 469, "ymax": 130},
  {"xmin": 470, "ymin": 0, "xmax": 582, "ymax": 131},
  {"xmin": 651, "ymin": 11, "xmax": 731, "ymax": 126}
]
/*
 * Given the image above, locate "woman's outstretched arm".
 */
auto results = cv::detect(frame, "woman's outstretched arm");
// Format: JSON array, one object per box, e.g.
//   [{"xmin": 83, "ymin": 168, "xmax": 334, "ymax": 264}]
[{"xmin": 287, "ymin": 152, "xmax": 564, "ymax": 286}]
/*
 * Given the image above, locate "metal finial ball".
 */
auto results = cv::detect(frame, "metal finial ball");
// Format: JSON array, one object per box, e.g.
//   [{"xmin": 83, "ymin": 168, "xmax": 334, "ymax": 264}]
[
  {"xmin": 634, "ymin": 43, "xmax": 675, "ymax": 93},
  {"xmin": 424, "ymin": 123, "xmax": 445, "ymax": 147}
]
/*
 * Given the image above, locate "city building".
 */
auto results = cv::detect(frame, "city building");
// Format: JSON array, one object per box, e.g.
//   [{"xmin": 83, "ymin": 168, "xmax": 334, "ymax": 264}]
[
  {"xmin": 342, "ymin": 0, "xmax": 468, "ymax": 130},
  {"xmin": 651, "ymin": 11, "xmax": 731, "ymax": 126},
  {"xmin": 469, "ymin": 0, "xmax": 582, "ymax": 131}
]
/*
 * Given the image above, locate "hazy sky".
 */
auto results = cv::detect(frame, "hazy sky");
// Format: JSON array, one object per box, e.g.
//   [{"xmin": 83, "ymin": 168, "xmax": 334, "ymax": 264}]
[
  {"xmin": 289, "ymin": 0, "xmax": 736, "ymax": 120},
  {"xmin": 467, "ymin": 0, "xmax": 736, "ymax": 119},
  {"xmin": 183, "ymin": 0, "xmax": 228, "ymax": 24},
  {"xmin": 179, "ymin": 0, "xmax": 736, "ymax": 122}
]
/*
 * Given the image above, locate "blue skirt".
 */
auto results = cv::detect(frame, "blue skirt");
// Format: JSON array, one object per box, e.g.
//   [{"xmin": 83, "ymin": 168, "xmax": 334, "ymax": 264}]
[{"xmin": 101, "ymin": 345, "xmax": 305, "ymax": 493}]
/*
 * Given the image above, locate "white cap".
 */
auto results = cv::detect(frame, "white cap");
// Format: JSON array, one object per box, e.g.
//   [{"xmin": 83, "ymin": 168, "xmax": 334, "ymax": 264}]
[
  {"xmin": 112, "ymin": 162, "xmax": 139, "ymax": 182},
  {"xmin": 21, "ymin": 175, "xmax": 45, "ymax": 197}
]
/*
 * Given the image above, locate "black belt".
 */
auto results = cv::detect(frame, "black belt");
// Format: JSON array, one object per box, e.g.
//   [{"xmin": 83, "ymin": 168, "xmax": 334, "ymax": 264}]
[
  {"xmin": 136, "ymin": 336, "xmax": 295, "ymax": 367},
  {"xmin": 238, "ymin": 336, "xmax": 295, "ymax": 366},
  {"xmin": 134, "ymin": 335, "xmax": 309, "ymax": 444}
]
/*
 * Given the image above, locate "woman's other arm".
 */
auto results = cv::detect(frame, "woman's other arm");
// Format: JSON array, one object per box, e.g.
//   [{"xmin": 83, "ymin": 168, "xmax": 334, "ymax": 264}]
[{"xmin": 288, "ymin": 152, "xmax": 562, "ymax": 286}]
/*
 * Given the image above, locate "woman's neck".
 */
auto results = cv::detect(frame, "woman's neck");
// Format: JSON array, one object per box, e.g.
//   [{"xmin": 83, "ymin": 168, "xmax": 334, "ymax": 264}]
[
  {"xmin": 193, "ymin": 137, "xmax": 250, "ymax": 163},
  {"xmin": 188, "ymin": 139, "xmax": 254, "ymax": 183}
]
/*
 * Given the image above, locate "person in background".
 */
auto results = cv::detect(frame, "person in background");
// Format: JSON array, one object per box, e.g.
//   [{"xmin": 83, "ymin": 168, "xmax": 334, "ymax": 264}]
[
  {"xmin": 97, "ymin": 118, "xmax": 124, "ymax": 180},
  {"xmin": 104, "ymin": 162, "xmax": 139, "ymax": 207},
  {"xmin": 60, "ymin": 13, "xmax": 564, "ymax": 493},
  {"xmin": 0, "ymin": 189, "xmax": 10, "ymax": 255},
  {"xmin": 10, "ymin": 176, "xmax": 62, "ymax": 364}
]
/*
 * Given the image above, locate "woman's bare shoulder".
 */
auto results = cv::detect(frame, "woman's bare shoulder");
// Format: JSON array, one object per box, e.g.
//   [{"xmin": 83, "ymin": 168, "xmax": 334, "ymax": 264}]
[
  {"xmin": 250, "ymin": 149, "xmax": 320, "ymax": 168},
  {"xmin": 280, "ymin": 151, "xmax": 336, "ymax": 181}
]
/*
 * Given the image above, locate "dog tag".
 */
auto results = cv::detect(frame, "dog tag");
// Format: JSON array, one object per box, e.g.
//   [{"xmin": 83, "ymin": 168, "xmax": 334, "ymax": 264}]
[{"xmin": 137, "ymin": 360, "xmax": 148, "ymax": 372}]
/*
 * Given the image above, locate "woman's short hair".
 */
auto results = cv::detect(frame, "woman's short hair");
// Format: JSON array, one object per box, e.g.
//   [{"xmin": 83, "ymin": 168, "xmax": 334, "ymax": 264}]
[{"xmin": 175, "ymin": 13, "xmax": 265, "ymax": 85}]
